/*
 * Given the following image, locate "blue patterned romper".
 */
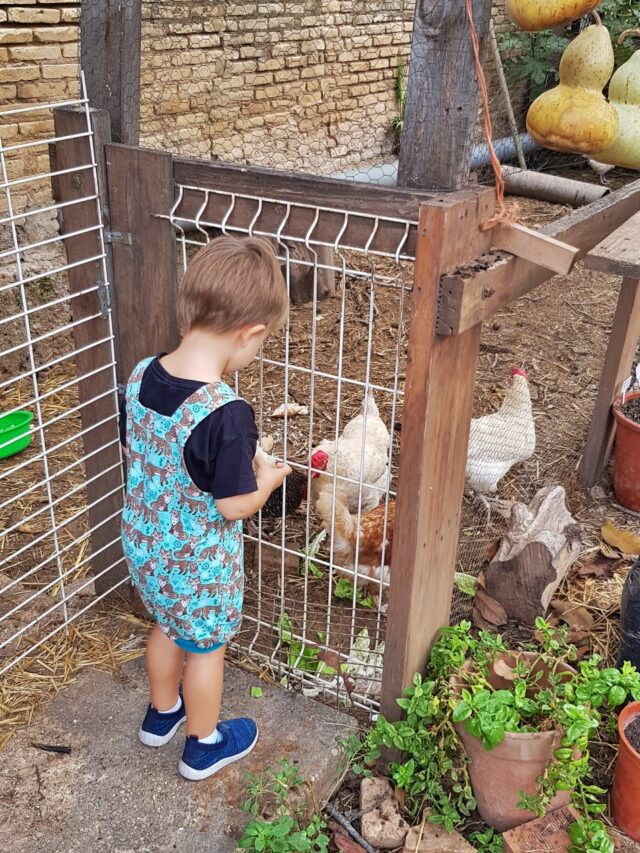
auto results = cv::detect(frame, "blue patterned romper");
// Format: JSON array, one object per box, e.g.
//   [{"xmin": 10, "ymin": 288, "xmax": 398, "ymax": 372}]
[{"xmin": 121, "ymin": 358, "xmax": 244, "ymax": 651}]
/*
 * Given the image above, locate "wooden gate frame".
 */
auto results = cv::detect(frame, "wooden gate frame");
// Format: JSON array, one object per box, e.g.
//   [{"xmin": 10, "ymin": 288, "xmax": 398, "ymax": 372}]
[{"xmin": 52, "ymin": 106, "xmax": 640, "ymax": 717}]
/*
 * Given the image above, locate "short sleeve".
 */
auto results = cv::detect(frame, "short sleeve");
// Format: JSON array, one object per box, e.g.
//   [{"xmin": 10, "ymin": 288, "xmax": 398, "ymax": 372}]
[{"xmin": 183, "ymin": 399, "xmax": 258, "ymax": 499}]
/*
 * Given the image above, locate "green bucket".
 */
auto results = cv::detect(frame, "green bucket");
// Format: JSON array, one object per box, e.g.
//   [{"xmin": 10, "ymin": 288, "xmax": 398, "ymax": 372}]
[{"xmin": 0, "ymin": 411, "xmax": 34, "ymax": 459}]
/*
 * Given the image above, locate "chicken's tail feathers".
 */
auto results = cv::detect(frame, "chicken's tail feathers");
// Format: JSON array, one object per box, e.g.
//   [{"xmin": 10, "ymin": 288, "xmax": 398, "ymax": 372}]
[
  {"xmin": 362, "ymin": 393, "xmax": 379, "ymax": 418},
  {"xmin": 315, "ymin": 490, "xmax": 356, "ymax": 548}
]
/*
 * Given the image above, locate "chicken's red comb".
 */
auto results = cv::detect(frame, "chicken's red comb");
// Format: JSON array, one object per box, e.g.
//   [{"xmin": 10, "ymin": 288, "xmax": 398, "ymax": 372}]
[{"xmin": 512, "ymin": 367, "xmax": 529, "ymax": 379}]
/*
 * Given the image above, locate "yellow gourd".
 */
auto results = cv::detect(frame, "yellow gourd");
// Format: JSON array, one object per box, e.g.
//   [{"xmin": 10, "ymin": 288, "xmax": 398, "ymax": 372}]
[
  {"xmin": 506, "ymin": 0, "xmax": 601, "ymax": 32},
  {"xmin": 594, "ymin": 31, "xmax": 640, "ymax": 169},
  {"xmin": 526, "ymin": 20, "xmax": 619, "ymax": 155}
]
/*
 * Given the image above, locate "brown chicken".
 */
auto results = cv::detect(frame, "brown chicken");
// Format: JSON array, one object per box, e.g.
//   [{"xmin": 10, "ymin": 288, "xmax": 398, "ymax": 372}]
[{"xmin": 315, "ymin": 491, "xmax": 395, "ymax": 596}]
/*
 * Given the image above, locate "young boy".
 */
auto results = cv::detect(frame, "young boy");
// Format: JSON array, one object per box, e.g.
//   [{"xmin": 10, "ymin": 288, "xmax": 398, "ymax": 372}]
[{"xmin": 120, "ymin": 235, "xmax": 291, "ymax": 780}]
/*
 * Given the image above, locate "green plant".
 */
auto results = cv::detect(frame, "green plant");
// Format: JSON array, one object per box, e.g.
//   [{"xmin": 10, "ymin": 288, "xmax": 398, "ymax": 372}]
[
  {"xmin": 239, "ymin": 760, "xmax": 330, "ymax": 852},
  {"xmin": 364, "ymin": 619, "xmax": 640, "ymax": 853},
  {"xmin": 300, "ymin": 533, "xmax": 374, "ymax": 609}
]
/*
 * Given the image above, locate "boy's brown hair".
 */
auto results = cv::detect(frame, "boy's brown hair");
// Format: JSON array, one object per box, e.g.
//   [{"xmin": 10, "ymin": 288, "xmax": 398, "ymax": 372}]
[{"xmin": 178, "ymin": 235, "xmax": 288, "ymax": 333}]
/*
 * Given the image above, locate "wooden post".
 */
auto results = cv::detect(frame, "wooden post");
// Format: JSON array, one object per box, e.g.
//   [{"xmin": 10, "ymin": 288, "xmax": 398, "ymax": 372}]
[
  {"xmin": 381, "ymin": 192, "xmax": 492, "ymax": 720},
  {"xmin": 580, "ymin": 278, "xmax": 640, "ymax": 486},
  {"xmin": 105, "ymin": 144, "xmax": 179, "ymax": 381},
  {"xmin": 397, "ymin": 0, "xmax": 493, "ymax": 191},
  {"xmin": 80, "ymin": 0, "xmax": 142, "ymax": 145},
  {"xmin": 52, "ymin": 106, "xmax": 125, "ymax": 595}
]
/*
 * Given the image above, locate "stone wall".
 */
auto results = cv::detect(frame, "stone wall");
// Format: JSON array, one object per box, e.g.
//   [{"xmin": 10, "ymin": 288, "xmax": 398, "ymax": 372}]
[{"xmin": 0, "ymin": 0, "xmax": 520, "ymax": 205}]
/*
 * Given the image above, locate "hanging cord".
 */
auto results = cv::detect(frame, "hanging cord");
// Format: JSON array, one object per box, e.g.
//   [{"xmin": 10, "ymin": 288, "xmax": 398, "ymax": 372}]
[{"xmin": 465, "ymin": 0, "xmax": 521, "ymax": 230}]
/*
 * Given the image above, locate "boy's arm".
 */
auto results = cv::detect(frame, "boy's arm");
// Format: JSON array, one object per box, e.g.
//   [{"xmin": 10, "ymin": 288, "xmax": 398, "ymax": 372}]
[{"xmin": 217, "ymin": 457, "xmax": 291, "ymax": 521}]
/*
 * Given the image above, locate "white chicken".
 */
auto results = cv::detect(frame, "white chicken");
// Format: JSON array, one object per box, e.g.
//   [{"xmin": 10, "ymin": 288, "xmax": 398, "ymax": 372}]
[
  {"xmin": 465, "ymin": 368, "xmax": 536, "ymax": 516},
  {"xmin": 586, "ymin": 157, "xmax": 614, "ymax": 184},
  {"xmin": 311, "ymin": 395, "xmax": 390, "ymax": 514}
]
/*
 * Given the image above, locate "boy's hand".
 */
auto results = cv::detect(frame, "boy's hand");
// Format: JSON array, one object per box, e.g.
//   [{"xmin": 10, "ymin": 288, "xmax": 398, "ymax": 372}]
[{"xmin": 254, "ymin": 453, "xmax": 292, "ymax": 492}]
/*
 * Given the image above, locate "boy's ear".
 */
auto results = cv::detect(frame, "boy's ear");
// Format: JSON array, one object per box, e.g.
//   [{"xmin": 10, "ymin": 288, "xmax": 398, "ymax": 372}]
[{"xmin": 240, "ymin": 323, "xmax": 267, "ymax": 344}]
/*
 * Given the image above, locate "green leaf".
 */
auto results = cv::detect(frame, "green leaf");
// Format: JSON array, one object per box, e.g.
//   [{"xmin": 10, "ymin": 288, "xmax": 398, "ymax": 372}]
[
  {"xmin": 452, "ymin": 702, "xmax": 472, "ymax": 722},
  {"xmin": 250, "ymin": 686, "xmax": 264, "ymax": 699},
  {"xmin": 607, "ymin": 685, "xmax": 626, "ymax": 708}
]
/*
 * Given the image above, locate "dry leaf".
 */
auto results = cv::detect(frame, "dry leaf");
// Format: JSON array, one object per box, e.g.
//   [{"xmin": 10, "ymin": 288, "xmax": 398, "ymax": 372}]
[
  {"xmin": 333, "ymin": 832, "xmax": 366, "ymax": 853},
  {"xmin": 260, "ymin": 435, "xmax": 274, "ymax": 454},
  {"xmin": 485, "ymin": 539, "xmax": 500, "ymax": 563},
  {"xmin": 270, "ymin": 403, "xmax": 309, "ymax": 418},
  {"xmin": 601, "ymin": 520, "xmax": 640, "ymax": 557},
  {"xmin": 578, "ymin": 554, "xmax": 620, "ymax": 579},
  {"xmin": 600, "ymin": 541, "xmax": 623, "ymax": 560},
  {"xmin": 551, "ymin": 599, "xmax": 594, "ymax": 632},
  {"xmin": 493, "ymin": 658, "xmax": 517, "ymax": 681},
  {"xmin": 472, "ymin": 589, "xmax": 508, "ymax": 630}
]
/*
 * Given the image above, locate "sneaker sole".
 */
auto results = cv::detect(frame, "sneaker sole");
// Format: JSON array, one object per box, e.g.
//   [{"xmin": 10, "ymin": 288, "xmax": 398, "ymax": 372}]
[
  {"xmin": 178, "ymin": 728, "xmax": 259, "ymax": 781},
  {"xmin": 138, "ymin": 713, "xmax": 187, "ymax": 747}
]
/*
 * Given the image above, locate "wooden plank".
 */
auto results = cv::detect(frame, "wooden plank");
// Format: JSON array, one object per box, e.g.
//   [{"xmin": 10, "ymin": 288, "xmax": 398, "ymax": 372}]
[
  {"xmin": 585, "ymin": 211, "xmax": 640, "ymax": 279},
  {"xmin": 173, "ymin": 151, "xmax": 495, "ymax": 221},
  {"xmin": 105, "ymin": 144, "xmax": 179, "ymax": 382},
  {"xmin": 397, "ymin": 0, "xmax": 493, "ymax": 190},
  {"xmin": 53, "ymin": 106, "xmax": 125, "ymax": 596},
  {"xmin": 580, "ymin": 277, "xmax": 640, "ymax": 487},
  {"xmin": 80, "ymin": 0, "xmax": 142, "ymax": 145},
  {"xmin": 439, "ymin": 178, "xmax": 640, "ymax": 335},
  {"xmin": 491, "ymin": 223, "xmax": 579, "ymax": 276},
  {"xmin": 381, "ymin": 198, "xmax": 485, "ymax": 720}
]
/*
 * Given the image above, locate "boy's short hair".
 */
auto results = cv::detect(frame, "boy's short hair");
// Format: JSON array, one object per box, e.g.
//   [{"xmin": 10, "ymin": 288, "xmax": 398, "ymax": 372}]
[{"xmin": 178, "ymin": 235, "xmax": 288, "ymax": 333}]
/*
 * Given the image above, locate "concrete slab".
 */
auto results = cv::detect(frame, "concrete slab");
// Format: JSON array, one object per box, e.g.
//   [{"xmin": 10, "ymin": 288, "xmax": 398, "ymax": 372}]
[{"xmin": 0, "ymin": 658, "xmax": 357, "ymax": 853}]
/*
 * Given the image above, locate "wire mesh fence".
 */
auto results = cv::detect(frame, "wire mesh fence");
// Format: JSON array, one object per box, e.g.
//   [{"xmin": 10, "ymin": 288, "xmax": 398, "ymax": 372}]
[
  {"xmin": 168, "ymin": 182, "xmax": 415, "ymax": 714},
  {"xmin": 0, "ymin": 83, "xmax": 124, "ymax": 677}
]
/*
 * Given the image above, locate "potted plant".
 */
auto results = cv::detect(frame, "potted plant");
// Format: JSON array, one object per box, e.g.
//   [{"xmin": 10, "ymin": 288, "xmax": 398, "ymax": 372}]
[
  {"xmin": 613, "ymin": 391, "xmax": 640, "ymax": 512},
  {"xmin": 611, "ymin": 700, "xmax": 640, "ymax": 843},
  {"xmin": 364, "ymin": 619, "xmax": 640, "ymax": 852}
]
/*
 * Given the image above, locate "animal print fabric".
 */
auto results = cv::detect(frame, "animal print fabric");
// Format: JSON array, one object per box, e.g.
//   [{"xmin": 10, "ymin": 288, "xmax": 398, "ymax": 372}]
[{"xmin": 121, "ymin": 358, "xmax": 244, "ymax": 650}]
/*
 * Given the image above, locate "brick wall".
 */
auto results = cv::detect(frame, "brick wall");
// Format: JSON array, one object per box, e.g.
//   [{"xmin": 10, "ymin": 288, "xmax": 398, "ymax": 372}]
[
  {"xmin": 0, "ymin": 0, "xmax": 518, "ymax": 209},
  {"xmin": 0, "ymin": 1, "xmax": 79, "ymax": 216}
]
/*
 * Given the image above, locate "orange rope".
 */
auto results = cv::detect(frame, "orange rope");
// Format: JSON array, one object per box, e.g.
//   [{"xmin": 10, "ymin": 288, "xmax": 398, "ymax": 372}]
[{"xmin": 465, "ymin": 0, "xmax": 520, "ymax": 229}]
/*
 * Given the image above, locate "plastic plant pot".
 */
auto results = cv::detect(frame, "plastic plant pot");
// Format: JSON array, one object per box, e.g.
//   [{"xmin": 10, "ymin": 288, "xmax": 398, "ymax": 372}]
[{"xmin": 0, "ymin": 411, "xmax": 34, "ymax": 459}]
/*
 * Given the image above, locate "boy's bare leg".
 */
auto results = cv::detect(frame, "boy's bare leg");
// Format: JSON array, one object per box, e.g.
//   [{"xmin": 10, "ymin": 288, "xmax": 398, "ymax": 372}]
[
  {"xmin": 146, "ymin": 624, "xmax": 186, "ymax": 711},
  {"xmin": 182, "ymin": 644, "xmax": 226, "ymax": 738}
]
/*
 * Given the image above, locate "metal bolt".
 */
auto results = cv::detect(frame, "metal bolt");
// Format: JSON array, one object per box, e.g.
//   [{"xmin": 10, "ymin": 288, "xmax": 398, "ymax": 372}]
[{"xmin": 72, "ymin": 175, "xmax": 82, "ymax": 188}]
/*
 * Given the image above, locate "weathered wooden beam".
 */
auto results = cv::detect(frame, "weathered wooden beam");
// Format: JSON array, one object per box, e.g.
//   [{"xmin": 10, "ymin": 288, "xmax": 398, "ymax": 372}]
[
  {"xmin": 580, "ymin": 278, "xmax": 640, "ymax": 487},
  {"xmin": 397, "ymin": 0, "xmax": 493, "ymax": 191},
  {"xmin": 490, "ymin": 223, "xmax": 579, "ymax": 276},
  {"xmin": 80, "ymin": 0, "xmax": 142, "ymax": 145},
  {"xmin": 381, "ymin": 191, "xmax": 493, "ymax": 720},
  {"xmin": 105, "ymin": 144, "xmax": 179, "ymax": 381},
  {"xmin": 52, "ymin": 107, "xmax": 125, "ymax": 596},
  {"xmin": 438, "ymin": 178, "xmax": 640, "ymax": 335}
]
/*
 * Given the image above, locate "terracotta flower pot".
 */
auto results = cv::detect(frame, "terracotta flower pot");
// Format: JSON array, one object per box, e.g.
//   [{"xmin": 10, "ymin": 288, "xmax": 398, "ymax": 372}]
[
  {"xmin": 611, "ymin": 701, "xmax": 640, "ymax": 842},
  {"xmin": 451, "ymin": 652, "xmax": 576, "ymax": 832},
  {"xmin": 613, "ymin": 393, "xmax": 640, "ymax": 512}
]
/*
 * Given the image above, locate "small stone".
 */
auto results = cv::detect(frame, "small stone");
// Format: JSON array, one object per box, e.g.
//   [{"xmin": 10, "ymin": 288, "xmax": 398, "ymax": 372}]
[
  {"xmin": 403, "ymin": 821, "xmax": 477, "ymax": 852},
  {"xmin": 360, "ymin": 777, "xmax": 409, "ymax": 850}
]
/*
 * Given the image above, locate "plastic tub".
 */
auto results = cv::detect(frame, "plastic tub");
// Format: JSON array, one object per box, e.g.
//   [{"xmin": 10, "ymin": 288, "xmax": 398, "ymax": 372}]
[{"xmin": 0, "ymin": 411, "xmax": 34, "ymax": 459}]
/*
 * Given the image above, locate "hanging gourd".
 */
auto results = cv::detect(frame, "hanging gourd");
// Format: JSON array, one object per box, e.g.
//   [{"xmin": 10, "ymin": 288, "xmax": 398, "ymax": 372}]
[
  {"xmin": 593, "ymin": 31, "xmax": 640, "ymax": 169},
  {"xmin": 526, "ymin": 17, "xmax": 619, "ymax": 155},
  {"xmin": 506, "ymin": 0, "xmax": 601, "ymax": 32}
]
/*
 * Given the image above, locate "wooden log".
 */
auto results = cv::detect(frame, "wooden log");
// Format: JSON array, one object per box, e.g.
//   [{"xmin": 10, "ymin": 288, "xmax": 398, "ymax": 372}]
[
  {"xmin": 580, "ymin": 277, "xmax": 640, "ymax": 486},
  {"xmin": 438, "ymin": 178, "xmax": 640, "ymax": 335},
  {"xmin": 483, "ymin": 486, "xmax": 581, "ymax": 625},
  {"xmin": 104, "ymin": 144, "xmax": 180, "ymax": 382},
  {"xmin": 80, "ymin": 0, "xmax": 142, "ymax": 144},
  {"xmin": 397, "ymin": 0, "xmax": 493, "ymax": 191},
  {"xmin": 52, "ymin": 107, "xmax": 126, "ymax": 596},
  {"xmin": 502, "ymin": 166, "xmax": 609, "ymax": 207},
  {"xmin": 381, "ymin": 192, "xmax": 492, "ymax": 720}
]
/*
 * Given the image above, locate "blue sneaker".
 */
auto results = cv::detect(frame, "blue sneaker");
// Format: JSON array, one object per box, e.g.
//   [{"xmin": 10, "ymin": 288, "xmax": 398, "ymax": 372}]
[
  {"xmin": 138, "ymin": 696, "xmax": 186, "ymax": 747},
  {"xmin": 179, "ymin": 718, "xmax": 259, "ymax": 781}
]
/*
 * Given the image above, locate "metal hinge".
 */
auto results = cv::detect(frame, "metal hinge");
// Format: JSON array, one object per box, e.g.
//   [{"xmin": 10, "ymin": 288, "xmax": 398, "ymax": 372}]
[
  {"xmin": 97, "ymin": 279, "xmax": 111, "ymax": 318},
  {"xmin": 104, "ymin": 230, "xmax": 132, "ymax": 245}
]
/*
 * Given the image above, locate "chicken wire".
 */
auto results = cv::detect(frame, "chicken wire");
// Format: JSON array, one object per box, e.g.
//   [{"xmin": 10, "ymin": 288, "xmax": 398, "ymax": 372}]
[
  {"xmin": 167, "ymin": 184, "xmax": 415, "ymax": 714},
  {"xmin": 0, "ymin": 81, "xmax": 124, "ymax": 677}
]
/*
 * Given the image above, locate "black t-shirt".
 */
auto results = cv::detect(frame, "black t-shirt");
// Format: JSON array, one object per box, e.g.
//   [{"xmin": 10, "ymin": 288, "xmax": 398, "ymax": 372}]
[{"xmin": 119, "ymin": 357, "xmax": 258, "ymax": 499}]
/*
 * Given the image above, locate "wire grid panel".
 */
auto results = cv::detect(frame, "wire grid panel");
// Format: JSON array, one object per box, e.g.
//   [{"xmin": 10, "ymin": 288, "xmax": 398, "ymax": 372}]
[
  {"xmin": 0, "ymin": 87, "xmax": 124, "ymax": 676},
  {"xmin": 169, "ymin": 185, "xmax": 416, "ymax": 713}
]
